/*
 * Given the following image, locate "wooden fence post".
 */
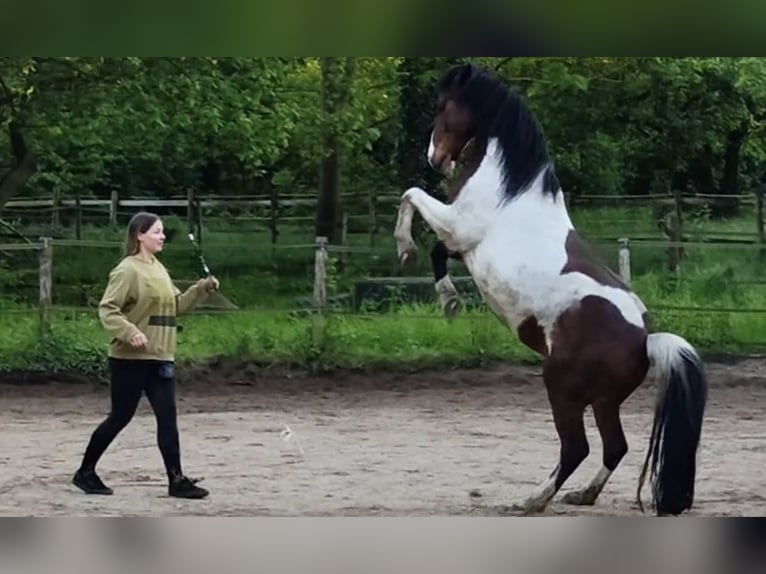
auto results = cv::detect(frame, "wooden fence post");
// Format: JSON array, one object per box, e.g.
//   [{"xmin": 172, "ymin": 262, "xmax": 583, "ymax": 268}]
[
  {"xmin": 38, "ymin": 236, "xmax": 53, "ymax": 336},
  {"xmin": 187, "ymin": 187, "xmax": 195, "ymax": 233},
  {"xmin": 51, "ymin": 188, "xmax": 61, "ymax": 226},
  {"xmin": 618, "ymin": 237, "xmax": 631, "ymax": 286},
  {"xmin": 269, "ymin": 183, "xmax": 279, "ymax": 244},
  {"xmin": 194, "ymin": 196, "xmax": 203, "ymax": 245},
  {"xmin": 756, "ymin": 186, "xmax": 765, "ymax": 259},
  {"xmin": 75, "ymin": 192, "xmax": 83, "ymax": 240},
  {"xmin": 368, "ymin": 191, "xmax": 377, "ymax": 247},
  {"xmin": 312, "ymin": 236, "xmax": 328, "ymax": 348},
  {"xmin": 110, "ymin": 190, "xmax": 119, "ymax": 225},
  {"xmin": 671, "ymin": 188, "xmax": 684, "ymax": 271},
  {"xmin": 339, "ymin": 211, "xmax": 348, "ymax": 269}
]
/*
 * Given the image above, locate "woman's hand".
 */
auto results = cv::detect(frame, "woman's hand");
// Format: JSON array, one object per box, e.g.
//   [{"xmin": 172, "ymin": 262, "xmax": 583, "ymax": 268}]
[
  {"xmin": 201, "ymin": 275, "xmax": 219, "ymax": 293},
  {"xmin": 130, "ymin": 331, "xmax": 148, "ymax": 349}
]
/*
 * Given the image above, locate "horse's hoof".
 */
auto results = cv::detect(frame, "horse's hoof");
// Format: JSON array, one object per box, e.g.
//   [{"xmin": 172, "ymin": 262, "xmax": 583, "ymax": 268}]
[
  {"xmin": 398, "ymin": 245, "xmax": 417, "ymax": 265},
  {"xmin": 560, "ymin": 489, "xmax": 598, "ymax": 506},
  {"xmin": 489, "ymin": 504, "xmax": 523, "ymax": 516},
  {"xmin": 509, "ymin": 499, "xmax": 548, "ymax": 516},
  {"xmin": 443, "ymin": 297, "xmax": 462, "ymax": 319}
]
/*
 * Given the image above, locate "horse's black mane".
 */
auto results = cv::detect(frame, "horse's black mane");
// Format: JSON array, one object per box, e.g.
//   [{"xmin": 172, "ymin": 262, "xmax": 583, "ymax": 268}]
[{"xmin": 437, "ymin": 63, "xmax": 560, "ymax": 200}]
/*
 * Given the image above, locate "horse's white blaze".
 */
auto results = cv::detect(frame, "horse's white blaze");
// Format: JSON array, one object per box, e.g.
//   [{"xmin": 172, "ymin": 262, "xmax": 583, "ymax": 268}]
[
  {"xmin": 403, "ymin": 138, "xmax": 647, "ymax": 344},
  {"xmin": 427, "ymin": 130, "xmax": 436, "ymax": 167}
]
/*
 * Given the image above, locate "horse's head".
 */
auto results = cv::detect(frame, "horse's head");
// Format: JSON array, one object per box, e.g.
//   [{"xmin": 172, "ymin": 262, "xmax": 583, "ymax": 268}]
[{"xmin": 427, "ymin": 64, "xmax": 478, "ymax": 176}]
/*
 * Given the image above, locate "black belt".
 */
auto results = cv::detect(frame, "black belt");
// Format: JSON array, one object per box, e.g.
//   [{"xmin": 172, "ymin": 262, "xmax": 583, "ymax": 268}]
[{"xmin": 148, "ymin": 315, "xmax": 177, "ymax": 327}]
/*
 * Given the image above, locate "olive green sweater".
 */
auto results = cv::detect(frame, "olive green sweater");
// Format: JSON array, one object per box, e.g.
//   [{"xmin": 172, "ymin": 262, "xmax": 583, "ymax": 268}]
[{"xmin": 98, "ymin": 255, "xmax": 210, "ymax": 361}]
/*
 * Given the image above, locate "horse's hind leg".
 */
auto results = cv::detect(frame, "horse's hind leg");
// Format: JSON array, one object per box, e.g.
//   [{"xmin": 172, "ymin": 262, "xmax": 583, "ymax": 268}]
[
  {"xmin": 561, "ymin": 401, "xmax": 627, "ymax": 506},
  {"xmin": 512, "ymin": 397, "xmax": 589, "ymax": 514},
  {"xmin": 430, "ymin": 241, "xmax": 462, "ymax": 318}
]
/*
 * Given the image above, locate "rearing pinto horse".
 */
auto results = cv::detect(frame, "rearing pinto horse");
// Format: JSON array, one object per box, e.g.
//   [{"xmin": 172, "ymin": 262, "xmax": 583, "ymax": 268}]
[{"xmin": 394, "ymin": 63, "xmax": 707, "ymax": 516}]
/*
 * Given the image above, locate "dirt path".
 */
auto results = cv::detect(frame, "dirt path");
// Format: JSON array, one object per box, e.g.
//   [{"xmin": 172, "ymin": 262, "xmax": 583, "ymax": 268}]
[{"xmin": 1, "ymin": 360, "xmax": 764, "ymax": 516}]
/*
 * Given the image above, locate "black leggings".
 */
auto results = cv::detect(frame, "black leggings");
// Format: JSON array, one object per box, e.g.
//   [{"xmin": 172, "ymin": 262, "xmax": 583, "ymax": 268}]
[
  {"xmin": 79, "ymin": 358, "xmax": 182, "ymax": 480},
  {"xmin": 430, "ymin": 240, "xmax": 463, "ymax": 282}
]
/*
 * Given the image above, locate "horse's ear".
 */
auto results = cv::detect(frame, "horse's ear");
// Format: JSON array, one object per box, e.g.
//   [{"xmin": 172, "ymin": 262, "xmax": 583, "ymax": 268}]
[
  {"xmin": 439, "ymin": 62, "xmax": 475, "ymax": 92},
  {"xmin": 457, "ymin": 63, "xmax": 474, "ymax": 85}
]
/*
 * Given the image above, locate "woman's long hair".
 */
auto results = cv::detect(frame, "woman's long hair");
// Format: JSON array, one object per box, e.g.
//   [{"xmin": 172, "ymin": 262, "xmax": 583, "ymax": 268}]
[{"xmin": 124, "ymin": 211, "xmax": 160, "ymax": 256}]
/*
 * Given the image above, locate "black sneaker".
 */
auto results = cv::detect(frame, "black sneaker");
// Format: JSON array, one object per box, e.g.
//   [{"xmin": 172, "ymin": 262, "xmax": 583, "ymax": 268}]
[
  {"xmin": 72, "ymin": 468, "xmax": 113, "ymax": 495},
  {"xmin": 169, "ymin": 475, "xmax": 209, "ymax": 499}
]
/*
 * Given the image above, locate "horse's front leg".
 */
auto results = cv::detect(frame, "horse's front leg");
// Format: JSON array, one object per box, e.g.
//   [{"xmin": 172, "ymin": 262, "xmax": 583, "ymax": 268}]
[
  {"xmin": 394, "ymin": 186, "xmax": 469, "ymax": 265},
  {"xmin": 394, "ymin": 190, "xmax": 418, "ymax": 264}
]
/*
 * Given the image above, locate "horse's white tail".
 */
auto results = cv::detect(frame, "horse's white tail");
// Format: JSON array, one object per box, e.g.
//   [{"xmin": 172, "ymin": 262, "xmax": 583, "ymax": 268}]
[{"xmin": 637, "ymin": 333, "xmax": 707, "ymax": 515}]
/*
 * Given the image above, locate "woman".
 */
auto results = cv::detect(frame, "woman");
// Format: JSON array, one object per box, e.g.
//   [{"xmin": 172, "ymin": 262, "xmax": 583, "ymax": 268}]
[{"xmin": 73, "ymin": 211, "xmax": 219, "ymax": 499}]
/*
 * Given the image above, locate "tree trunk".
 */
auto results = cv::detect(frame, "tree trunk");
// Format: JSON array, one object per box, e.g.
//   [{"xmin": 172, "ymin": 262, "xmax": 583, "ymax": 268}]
[
  {"xmin": 315, "ymin": 57, "xmax": 355, "ymax": 244},
  {"xmin": 0, "ymin": 121, "xmax": 37, "ymax": 209},
  {"xmin": 714, "ymin": 123, "xmax": 748, "ymax": 218},
  {"xmin": 316, "ymin": 132, "xmax": 339, "ymax": 241},
  {"xmin": 690, "ymin": 144, "xmax": 715, "ymax": 197}
]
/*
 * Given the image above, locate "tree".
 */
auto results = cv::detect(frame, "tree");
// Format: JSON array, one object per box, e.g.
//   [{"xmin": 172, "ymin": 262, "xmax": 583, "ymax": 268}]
[
  {"xmin": 314, "ymin": 58, "xmax": 355, "ymax": 243},
  {"xmin": 0, "ymin": 58, "xmax": 38, "ymax": 209}
]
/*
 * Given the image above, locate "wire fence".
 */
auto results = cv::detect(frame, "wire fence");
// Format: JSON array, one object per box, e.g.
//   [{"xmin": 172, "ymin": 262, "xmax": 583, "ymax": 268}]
[
  {"xmin": 3, "ymin": 187, "xmax": 765, "ymax": 251},
  {"xmin": 2, "ymin": 174, "xmax": 765, "ymax": 377},
  {"xmin": 2, "ymin": 236, "xmax": 765, "ymax": 336}
]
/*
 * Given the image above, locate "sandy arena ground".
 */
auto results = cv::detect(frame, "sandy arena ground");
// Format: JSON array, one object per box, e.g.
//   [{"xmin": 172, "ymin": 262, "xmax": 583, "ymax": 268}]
[{"xmin": 1, "ymin": 359, "xmax": 764, "ymax": 516}]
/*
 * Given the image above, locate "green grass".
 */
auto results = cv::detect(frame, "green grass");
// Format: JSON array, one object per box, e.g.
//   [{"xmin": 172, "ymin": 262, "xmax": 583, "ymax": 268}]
[
  {"xmin": 0, "ymin": 288, "xmax": 763, "ymax": 378},
  {"xmin": 1, "ymin": 204, "xmax": 765, "ymax": 376},
  {"xmin": 570, "ymin": 203, "xmax": 763, "ymax": 239},
  {"xmin": 0, "ymin": 305, "xmax": 538, "ymax": 376}
]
